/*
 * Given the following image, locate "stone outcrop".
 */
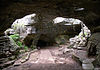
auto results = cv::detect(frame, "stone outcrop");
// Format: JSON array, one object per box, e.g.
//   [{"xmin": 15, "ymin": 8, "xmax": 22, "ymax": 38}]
[
  {"xmin": 87, "ymin": 33, "xmax": 100, "ymax": 66},
  {"xmin": 0, "ymin": 0, "xmax": 100, "ymax": 36},
  {"xmin": 0, "ymin": 36, "xmax": 19, "ymax": 69},
  {"xmin": 69, "ymin": 22, "xmax": 91, "ymax": 48},
  {"xmin": 4, "ymin": 14, "xmax": 81, "ymax": 47}
]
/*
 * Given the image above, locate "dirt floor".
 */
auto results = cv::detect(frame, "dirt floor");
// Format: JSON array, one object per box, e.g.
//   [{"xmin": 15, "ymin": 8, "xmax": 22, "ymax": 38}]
[{"xmin": 3, "ymin": 45, "xmax": 83, "ymax": 70}]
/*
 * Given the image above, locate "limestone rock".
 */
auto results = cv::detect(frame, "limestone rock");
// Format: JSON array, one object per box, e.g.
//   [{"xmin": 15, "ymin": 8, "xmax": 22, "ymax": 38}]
[
  {"xmin": 93, "ymin": 26, "xmax": 100, "ymax": 33},
  {"xmin": 53, "ymin": 17, "xmax": 82, "ymax": 25},
  {"xmin": 0, "ymin": 36, "xmax": 19, "ymax": 69},
  {"xmin": 87, "ymin": 32, "xmax": 100, "ymax": 66},
  {"xmin": 82, "ymin": 63, "xmax": 94, "ymax": 70},
  {"xmin": 82, "ymin": 59, "xmax": 95, "ymax": 64},
  {"xmin": 69, "ymin": 22, "xmax": 91, "ymax": 48},
  {"xmin": 6, "ymin": 15, "xmax": 81, "ymax": 47},
  {"xmin": 5, "ymin": 13, "xmax": 38, "ymax": 37},
  {"xmin": 87, "ymin": 33, "xmax": 100, "ymax": 56}
]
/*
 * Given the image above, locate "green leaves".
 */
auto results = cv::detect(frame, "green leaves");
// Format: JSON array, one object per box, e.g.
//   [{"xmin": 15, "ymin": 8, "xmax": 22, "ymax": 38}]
[
  {"xmin": 17, "ymin": 41, "xmax": 23, "ymax": 47},
  {"xmin": 10, "ymin": 34, "xmax": 20, "ymax": 41},
  {"xmin": 9, "ymin": 34, "xmax": 29, "ymax": 51}
]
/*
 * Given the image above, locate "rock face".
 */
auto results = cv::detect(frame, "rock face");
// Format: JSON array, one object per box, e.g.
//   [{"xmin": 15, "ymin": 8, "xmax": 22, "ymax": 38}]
[
  {"xmin": 4, "ymin": 13, "xmax": 38, "ymax": 36},
  {"xmin": 69, "ymin": 23, "xmax": 91, "ymax": 48},
  {"xmin": 0, "ymin": 36, "xmax": 19, "ymax": 69},
  {"xmin": 0, "ymin": 0, "xmax": 100, "ymax": 36},
  {"xmin": 93, "ymin": 26, "xmax": 100, "ymax": 33},
  {"xmin": 5, "ymin": 14, "xmax": 81, "ymax": 47},
  {"xmin": 0, "ymin": 0, "xmax": 100, "ymax": 69},
  {"xmin": 87, "ymin": 33, "xmax": 100, "ymax": 66}
]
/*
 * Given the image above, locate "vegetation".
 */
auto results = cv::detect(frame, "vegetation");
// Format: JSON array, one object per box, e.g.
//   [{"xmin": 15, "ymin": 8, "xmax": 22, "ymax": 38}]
[
  {"xmin": 10, "ymin": 34, "xmax": 20, "ymax": 41},
  {"xmin": 17, "ymin": 41, "xmax": 23, "ymax": 47},
  {"xmin": 9, "ymin": 34, "xmax": 29, "ymax": 52}
]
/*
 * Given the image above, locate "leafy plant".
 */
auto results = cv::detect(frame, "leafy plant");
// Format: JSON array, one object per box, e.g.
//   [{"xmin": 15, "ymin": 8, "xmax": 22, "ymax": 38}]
[
  {"xmin": 17, "ymin": 41, "xmax": 23, "ymax": 47},
  {"xmin": 10, "ymin": 34, "xmax": 20, "ymax": 41},
  {"xmin": 9, "ymin": 34, "xmax": 29, "ymax": 52},
  {"xmin": 17, "ymin": 41, "xmax": 29, "ymax": 51}
]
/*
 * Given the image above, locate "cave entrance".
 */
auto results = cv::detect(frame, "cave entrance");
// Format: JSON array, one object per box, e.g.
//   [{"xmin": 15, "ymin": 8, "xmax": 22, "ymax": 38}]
[{"xmin": 36, "ymin": 40, "xmax": 53, "ymax": 48}]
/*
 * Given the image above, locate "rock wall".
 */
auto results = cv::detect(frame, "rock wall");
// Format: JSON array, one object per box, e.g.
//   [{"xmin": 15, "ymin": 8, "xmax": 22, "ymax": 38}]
[
  {"xmin": 87, "ymin": 33, "xmax": 100, "ymax": 66},
  {"xmin": 0, "ymin": 0, "xmax": 100, "ymax": 36},
  {"xmin": 0, "ymin": 0, "xmax": 100, "ymax": 67},
  {"xmin": 0, "ymin": 36, "xmax": 19, "ymax": 69},
  {"xmin": 5, "ymin": 14, "xmax": 81, "ymax": 47}
]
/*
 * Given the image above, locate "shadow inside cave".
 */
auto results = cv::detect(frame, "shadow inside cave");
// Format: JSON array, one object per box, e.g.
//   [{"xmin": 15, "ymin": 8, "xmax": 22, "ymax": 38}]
[{"xmin": 36, "ymin": 40, "xmax": 55, "ymax": 49}]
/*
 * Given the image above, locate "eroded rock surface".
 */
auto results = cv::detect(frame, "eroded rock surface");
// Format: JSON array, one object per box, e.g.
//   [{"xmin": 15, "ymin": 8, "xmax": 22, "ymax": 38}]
[
  {"xmin": 5, "ymin": 14, "xmax": 82, "ymax": 47},
  {"xmin": 87, "ymin": 32, "xmax": 100, "ymax": 66},
  {"xmin": 0, "ymin": 36, "xmax": 19, "ymax": 69},
  {"xmin": 69, "ymin": 23, "xmax": 91, "ymax": 48}
]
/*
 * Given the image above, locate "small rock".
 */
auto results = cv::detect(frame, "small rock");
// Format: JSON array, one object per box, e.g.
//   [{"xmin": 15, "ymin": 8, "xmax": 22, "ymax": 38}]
[
  {"xmin": 82, "ymin": 59, "xmax": 95, "ymax": 64},
  {"xmin": 63, "ymin": 48, "xmax": 73, "ymax": 54},
  {"xmin": 13, "ymin": 60, "xmax": 21, "ymax": 66},
  {"xmin": 77, "ymin": 47, "xmax": 87, "ymax": 50},
  {"xmin": 82, "ymin": 63, "xmax": 94, "ymax": 70},
  {"xmin": 56, "ymin": 61, "xmax": 65, "ymax": 64}
]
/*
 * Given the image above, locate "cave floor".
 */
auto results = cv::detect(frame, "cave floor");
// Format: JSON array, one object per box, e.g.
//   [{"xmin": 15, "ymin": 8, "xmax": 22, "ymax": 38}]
[{"xmin": 3, "ymin": 45, "xmax": 83, "ymax": 70}]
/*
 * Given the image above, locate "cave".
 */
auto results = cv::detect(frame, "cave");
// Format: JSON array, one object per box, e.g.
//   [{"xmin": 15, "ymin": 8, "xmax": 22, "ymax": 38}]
[{"xmin": 36, "ymin": 40, "xmax": 53, "ymax": 48}]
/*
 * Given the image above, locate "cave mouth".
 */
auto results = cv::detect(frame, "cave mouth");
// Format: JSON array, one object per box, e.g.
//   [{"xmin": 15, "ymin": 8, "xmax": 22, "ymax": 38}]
[{"xmin": 36, "ymin": 40, "xmax": 53, "ymax": 48}]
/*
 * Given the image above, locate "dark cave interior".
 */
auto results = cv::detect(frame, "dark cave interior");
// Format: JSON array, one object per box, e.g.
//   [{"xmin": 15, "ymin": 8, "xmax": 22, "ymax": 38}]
[{"xmin": 36, "ymin": 40, "xmax": 54, "ymax": 48}]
